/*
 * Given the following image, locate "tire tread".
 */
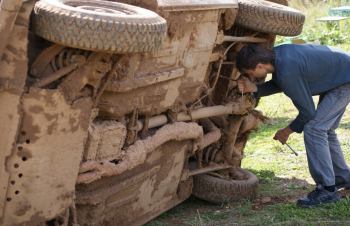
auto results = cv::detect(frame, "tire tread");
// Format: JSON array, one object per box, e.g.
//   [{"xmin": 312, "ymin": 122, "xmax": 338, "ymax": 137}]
[
  {"xmin": 33, "ymin": 0, "xmax": 167, "ymax": 53},
  {"xmin": 192, "ymin": 168, "xmax": 259, "ymax": 204},
  {"xmin": 236, "ymin": 0, "xmax": 305, "ymax": 36}
]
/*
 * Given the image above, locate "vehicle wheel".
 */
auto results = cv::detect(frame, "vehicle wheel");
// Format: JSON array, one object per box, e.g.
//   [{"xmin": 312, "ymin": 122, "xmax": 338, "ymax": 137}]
[
  {"xmin": 192, "ymin": 168, "xmax": 258, "ymax": 204},
  {"xmin": 235, "ymin": 0, "xmax": 305, "ymax": 36},
  {"xmin": 33, "ymin": 0, "xmax": 167, "ymax": 53}
]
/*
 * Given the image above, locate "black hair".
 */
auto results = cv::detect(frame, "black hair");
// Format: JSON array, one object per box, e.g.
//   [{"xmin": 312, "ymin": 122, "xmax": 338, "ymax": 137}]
[{"xmin": 236, "ymin": 44, "xmax": 275, "ymax": 72}]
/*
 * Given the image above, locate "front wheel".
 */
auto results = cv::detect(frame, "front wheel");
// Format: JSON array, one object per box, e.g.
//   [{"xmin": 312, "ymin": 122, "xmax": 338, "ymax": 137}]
[{"xmin": 32, "ymin": 0, "xmax": 167, "ymax": 53}]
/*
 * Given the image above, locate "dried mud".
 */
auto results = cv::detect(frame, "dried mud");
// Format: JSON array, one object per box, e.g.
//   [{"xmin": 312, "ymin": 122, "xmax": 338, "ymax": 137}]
[{"xmin": 78, "ymin": 122, "xmax": 203, "ymax": 184}]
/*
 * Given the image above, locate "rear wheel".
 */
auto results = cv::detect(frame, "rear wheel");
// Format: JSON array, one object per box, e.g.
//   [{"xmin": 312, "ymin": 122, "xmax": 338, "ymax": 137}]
[
  {"xmin": 33, "ymin": 0, "xmax": 167, "ymax": 53},
  {"xmin": 192, "ymin": 168, "xmax": 258, "ymax": 204},
  {"xmin": 235, "ymin": 0, "xmax": 305, "ymax": 36}
]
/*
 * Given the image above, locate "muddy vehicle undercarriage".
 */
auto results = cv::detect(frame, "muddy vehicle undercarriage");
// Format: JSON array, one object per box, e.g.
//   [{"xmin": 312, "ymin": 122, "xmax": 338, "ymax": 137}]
[{"xmin": 0, "ymin": 0, "xmax": 304, "ymax": 225}]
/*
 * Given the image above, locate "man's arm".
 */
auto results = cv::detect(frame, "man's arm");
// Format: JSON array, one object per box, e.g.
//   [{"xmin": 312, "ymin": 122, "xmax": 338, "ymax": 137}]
[
  {"xmin": 238, "ymin": 78, "xmax": 282, "ymax": 97},
  {"xmin": 279, "ymin": 74, "xmax": 316, "ymax": 133},
  {"xmin": 289, "ymin": 99, "xmax": 316, "ymax": 133},
  {"xmin": 255, "ymin": 80, "xmax": 282, "ymax": 98}
]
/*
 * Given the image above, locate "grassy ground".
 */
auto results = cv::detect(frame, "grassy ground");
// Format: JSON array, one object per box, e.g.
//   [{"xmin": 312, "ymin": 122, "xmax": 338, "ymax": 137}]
[{"xmin": 147, "ymin": 1, "xmax": 350, "ymax": 225}]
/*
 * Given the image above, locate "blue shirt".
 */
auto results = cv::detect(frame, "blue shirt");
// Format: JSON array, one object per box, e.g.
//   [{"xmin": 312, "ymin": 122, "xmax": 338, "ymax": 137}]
[{"xmin": 256, "ymin": 44, "xmax": 350, "ymax": 133}]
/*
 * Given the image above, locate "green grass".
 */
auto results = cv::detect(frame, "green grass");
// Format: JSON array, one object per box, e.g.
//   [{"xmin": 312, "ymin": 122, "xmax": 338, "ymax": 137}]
[{"xmin": 234, "ymin": 198, "xmax": 350, "ymax": 226}]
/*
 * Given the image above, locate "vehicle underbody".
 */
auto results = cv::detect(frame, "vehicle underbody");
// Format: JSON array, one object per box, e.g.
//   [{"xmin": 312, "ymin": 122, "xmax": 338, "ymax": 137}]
[{"xmin": 0, "ymin": 0, "xmax": 304, "ymax": 225}]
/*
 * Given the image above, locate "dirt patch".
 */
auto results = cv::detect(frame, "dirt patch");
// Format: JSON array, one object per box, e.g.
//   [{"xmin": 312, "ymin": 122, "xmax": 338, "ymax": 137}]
[{"xmin": 252, "ymin": 195, "xmax": 296, "ymax": 210}]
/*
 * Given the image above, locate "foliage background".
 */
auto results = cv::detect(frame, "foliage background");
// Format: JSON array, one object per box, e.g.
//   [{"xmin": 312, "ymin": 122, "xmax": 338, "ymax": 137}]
[{"xmin": 277, "ymin": 0, "xmax": 350, "ymax": 50}]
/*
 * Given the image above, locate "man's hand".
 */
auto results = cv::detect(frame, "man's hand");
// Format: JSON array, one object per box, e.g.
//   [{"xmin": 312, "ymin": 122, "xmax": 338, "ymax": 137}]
[
  {"xmin": 273, "ymin": 127, "xmax": 294, "ymax": 144},
  {"xmin": 238, "ymin": 76, "xmax": 258, "ymax": 93}
]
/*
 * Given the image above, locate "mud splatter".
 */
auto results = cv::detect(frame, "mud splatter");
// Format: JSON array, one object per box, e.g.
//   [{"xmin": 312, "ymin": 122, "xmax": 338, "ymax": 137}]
[
  {"xmin": 28, "ymin": 105, "xmax": 43, "ymax": 114},
  {"xmin": 77, "ymin": 122, "xmax": 203, "ymax": 184},
  {"xmin": 15, "ymin": 202, "xmax": 31, "ymax": 216}
]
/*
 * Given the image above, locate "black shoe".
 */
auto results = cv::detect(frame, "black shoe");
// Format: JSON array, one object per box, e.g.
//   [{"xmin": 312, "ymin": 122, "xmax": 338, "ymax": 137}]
[{"xmin": 297, "ymin": 186, "xmax": 340, "ymax": 208}]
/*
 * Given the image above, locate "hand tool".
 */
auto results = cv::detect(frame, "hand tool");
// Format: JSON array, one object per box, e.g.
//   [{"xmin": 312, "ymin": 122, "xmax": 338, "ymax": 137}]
[{"xmin": 285, "ymin": 143, "xmax": 298, "ymax": 156}]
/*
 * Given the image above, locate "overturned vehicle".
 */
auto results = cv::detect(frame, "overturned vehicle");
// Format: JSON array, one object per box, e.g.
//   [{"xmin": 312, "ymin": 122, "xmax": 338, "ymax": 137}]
[{"xmin": 0, "ymin": 0, "xmax": 304, "ymax": 225}]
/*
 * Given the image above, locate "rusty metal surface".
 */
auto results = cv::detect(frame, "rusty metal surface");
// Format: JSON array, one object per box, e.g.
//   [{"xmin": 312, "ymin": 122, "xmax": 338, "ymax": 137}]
[
  {"xmin": 30, "ymin": 44, "xmax": 66, "ymax": 78},
  {"xmin": 59, "ymin": 53, "xmax": 112, "ymax": 103},
  {"xmin": 134, "ymin": 98, "xmax": 255, "ymax": 131},
  {"xmin": 0, "ymin": 0, "xmax": 35, "ymax": 222},
  {"xmin": 84, "ymin": 120, "xmax": 127, "ymax": 162},
  {"xmin": 0, "ymin": 0, "xmax": 23, "ymax": 60},
  {"xmin": 2, "ymin": 89, "xmax": 92, "ymax": 225},
  {"xmin": 99, "ymin": 9, "xmax": 226, "ymax": 118},
  {"xmin": 77, "ymin": 122, "xmax": 203, "ymax": 184},
  {"xmin": 76, "ymin": 140, "xmax": 192, "ymax": 226}
]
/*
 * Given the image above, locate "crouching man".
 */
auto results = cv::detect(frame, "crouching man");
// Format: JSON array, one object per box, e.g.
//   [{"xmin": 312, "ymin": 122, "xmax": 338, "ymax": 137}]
[{"xmin": 236, "ymin": 44, "xmax": 350, "ymax": 207}]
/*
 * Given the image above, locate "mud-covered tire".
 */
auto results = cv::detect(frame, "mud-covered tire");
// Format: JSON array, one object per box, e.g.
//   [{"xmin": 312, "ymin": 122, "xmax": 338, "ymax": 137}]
[
  {"xmin": 192, "ymin": 168, "xmax": 258, "ymax": 204},
  {"xmin": 32, "ymin": 0, "xmax": 167, "ymax": 53},
  {"xmin": 236, "ymin": 0, "xmax": 305, "ymax": 36}
]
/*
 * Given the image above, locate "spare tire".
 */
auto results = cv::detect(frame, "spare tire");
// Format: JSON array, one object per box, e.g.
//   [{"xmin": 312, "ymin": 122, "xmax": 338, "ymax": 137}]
[
  {"xmin": 33, "ymin": 0, "xmax": 167, "ymax": 53},
  {"xmin": 235, "ymin": 0, "xmax": 305, "ymax": 36},
  {"xmin": 192, "ymin": 168, "xmax": 258, "ymax": 204}
]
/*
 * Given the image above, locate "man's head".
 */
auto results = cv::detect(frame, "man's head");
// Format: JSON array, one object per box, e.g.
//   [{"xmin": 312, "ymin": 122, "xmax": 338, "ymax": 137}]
[{"xmin": 236, "ymin": 44, "xmax": 275, "ymax": 80}]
